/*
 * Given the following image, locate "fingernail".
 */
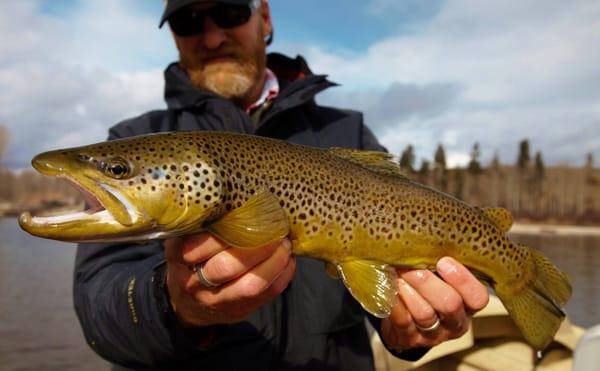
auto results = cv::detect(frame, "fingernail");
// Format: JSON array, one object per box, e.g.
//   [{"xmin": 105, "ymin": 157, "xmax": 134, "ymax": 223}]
[
  {"xmin": 437, "ymin": 257, "xmax": 457, "ymax": 274},
  {"xmin": 282, "ymin": 239, "xmax": 292, "ymax": 253}
]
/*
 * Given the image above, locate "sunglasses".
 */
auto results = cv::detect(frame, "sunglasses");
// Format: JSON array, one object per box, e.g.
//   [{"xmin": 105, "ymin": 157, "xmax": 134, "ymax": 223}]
[{"xmin": 168, "ymin": 1, "xmax": 260, "ymax": 37}]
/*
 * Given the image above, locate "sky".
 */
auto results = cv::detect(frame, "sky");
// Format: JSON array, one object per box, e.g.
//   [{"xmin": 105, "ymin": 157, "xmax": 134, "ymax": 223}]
[{"xmin": 0, "ymin": 0, "xmax": 599, "ymax": 170}]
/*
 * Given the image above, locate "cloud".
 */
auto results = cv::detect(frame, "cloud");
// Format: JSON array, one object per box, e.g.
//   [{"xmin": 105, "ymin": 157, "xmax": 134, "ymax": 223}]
[
  {"xmin": 320, "ymin": 81, "xmax": 463, "ymax": 131},
  {"xmin": 297, "ymin": 0, "xmax": 600, "ymax": 166},
  {"xmin": 0, "ymin": 0, "xmax": 171, "ymax": 168},
  {"xmin": 1, "ymin": 0, "xmax": 599, "ymax": 170}
]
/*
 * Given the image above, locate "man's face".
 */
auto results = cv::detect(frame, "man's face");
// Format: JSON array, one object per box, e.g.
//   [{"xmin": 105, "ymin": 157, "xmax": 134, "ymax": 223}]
[{"xmin": 171, "ymin": 0, "xmax": 273, "ymax": 106}]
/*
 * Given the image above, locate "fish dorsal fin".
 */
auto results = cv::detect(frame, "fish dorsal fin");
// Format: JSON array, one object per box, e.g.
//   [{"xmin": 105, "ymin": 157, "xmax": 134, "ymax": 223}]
[
  {"xmin": 329, "ymin": 148, "xmax": 409, "ymax": 179},
  {"xmin": 480, "ymin": 207, "xmax": 514, "ymax": 233},
  {"xmin": 336, "ymin": 260, "xmax": 399, "ymax": 318},
  {"xmin": 208, "ymin": 190, "xmax": 290, "ymax": 249}
]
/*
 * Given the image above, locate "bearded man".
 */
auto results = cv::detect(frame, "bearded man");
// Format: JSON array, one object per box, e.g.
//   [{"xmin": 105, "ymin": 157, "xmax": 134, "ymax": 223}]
[{"xmin": 73, "ymin": 1, "xmax": 489, "ymax": 369}]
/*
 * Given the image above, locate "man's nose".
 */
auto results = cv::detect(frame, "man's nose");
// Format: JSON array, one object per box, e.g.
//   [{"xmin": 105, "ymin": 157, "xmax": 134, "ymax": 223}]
[{"xmin": 201, "ymin": 17, "xmax": 227, "ymax": 49}]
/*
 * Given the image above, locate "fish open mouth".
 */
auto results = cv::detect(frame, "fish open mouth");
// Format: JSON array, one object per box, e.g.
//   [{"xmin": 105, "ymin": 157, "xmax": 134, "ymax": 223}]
[{"xmin": 19, "ymin": 175, "xmax": 144, "ymax": 242}]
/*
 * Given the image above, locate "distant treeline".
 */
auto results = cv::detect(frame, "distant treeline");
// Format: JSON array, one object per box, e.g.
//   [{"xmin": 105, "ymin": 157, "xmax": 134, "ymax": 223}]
[
  {"xmin": 399, "ymin": 140, "xmax": 600, "ymax": 225},
  {"xmin": 0, "ymin": 168, "xmax": 82, "ymax": 216}
]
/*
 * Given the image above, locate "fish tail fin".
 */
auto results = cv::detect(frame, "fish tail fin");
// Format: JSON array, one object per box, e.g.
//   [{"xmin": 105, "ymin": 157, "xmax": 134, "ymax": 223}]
[{"xmin": 494, "ymin": 244, "xmax": 572, "ymax": 350}]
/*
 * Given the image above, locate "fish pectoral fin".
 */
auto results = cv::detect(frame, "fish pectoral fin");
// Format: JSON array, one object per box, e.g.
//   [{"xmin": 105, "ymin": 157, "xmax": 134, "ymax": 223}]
[
  {"xmin": 328, "ymin": 148, "xmax": 409, "ymax": 180},
  {"xmin": 207, "ymin": 189, "xmax": 290, "ymax": 249},
  {"xmin": 325, "ymin": 262, "xmax": 341, "ymax": 279},
  {"xmin": 337, "ymin": 260, "xmax": 399, "ymax": 318},
  {"xmin": 480, "ymin": 206, "xmax": 514, "ymax": 233}
]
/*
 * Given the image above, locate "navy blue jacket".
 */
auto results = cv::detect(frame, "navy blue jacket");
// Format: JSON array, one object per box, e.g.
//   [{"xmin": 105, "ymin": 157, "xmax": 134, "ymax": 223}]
[{"xmin": 73, "ymin": 53, "xmax": 426, "ymax": 370}]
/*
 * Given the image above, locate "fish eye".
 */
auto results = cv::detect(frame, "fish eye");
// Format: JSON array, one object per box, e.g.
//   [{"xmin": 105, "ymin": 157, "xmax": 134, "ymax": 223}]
[{"xmin": 100, "ymin": 158, "xmax": 130, "ymax": 179}]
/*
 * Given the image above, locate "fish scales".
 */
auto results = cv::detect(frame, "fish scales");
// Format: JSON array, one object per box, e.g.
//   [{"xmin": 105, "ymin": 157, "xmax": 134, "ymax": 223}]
[
  {"xmin": 164, "ymin": 132, "xmax": 523, "ymax": 283},
  {"xmin": 19, "ymin": 131, "xmax": 571, "ymax": 351}
]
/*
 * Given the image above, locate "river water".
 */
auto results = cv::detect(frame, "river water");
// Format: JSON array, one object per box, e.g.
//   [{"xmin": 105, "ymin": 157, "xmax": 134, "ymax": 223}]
[
  {"xmin": 1, "ymin": 218, "xmax": 599, "ymax": 370},
  {"xmin": 0, "ymin": 218, "xmax": 108, "ymax": 370}
]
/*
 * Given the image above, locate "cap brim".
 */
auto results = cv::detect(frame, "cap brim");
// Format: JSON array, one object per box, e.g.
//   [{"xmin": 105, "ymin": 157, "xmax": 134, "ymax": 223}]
[{"xmin": 159, "ymin": 0, "xmax": 251, "ymax": 27}]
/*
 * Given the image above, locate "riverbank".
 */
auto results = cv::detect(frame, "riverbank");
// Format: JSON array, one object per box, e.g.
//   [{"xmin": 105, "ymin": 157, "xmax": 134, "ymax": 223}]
[{"xmin": 510, "ymin": 223, "xmax": 600, "ymax": 237}]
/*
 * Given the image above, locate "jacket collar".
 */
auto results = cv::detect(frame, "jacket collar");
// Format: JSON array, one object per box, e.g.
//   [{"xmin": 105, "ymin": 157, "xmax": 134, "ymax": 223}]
[{"xmin": 163, "ymin": 52, "xmax": 337, "ymax": 114}]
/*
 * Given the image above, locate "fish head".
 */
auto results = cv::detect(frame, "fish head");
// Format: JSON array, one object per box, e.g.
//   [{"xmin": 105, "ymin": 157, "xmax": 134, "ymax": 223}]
[{"xmin": 19, "ymin": 134, "xmax": 223, "ymax": 242}]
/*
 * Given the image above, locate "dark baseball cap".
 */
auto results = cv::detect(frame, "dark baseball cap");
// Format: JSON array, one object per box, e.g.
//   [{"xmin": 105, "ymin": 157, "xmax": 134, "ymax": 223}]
[{"xmin": 159, "ymin": 0, "xmax": 252, "ymax": 27}]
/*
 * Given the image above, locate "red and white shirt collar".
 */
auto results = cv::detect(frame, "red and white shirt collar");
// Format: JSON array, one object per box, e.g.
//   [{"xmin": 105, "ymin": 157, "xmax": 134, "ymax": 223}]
[{"xmin": 245, "ymin": 68, "xmax": 279, "ymax": 113}]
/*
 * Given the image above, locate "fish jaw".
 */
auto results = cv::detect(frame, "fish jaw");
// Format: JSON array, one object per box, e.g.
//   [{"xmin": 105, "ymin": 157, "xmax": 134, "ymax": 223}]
[
  {"xmin": 18, "ymin": 174, "xmax": 154, "ymax": 242},
  {"xmin": 19, "ymin": 151, "xmax": 153, "ymax": 242}
]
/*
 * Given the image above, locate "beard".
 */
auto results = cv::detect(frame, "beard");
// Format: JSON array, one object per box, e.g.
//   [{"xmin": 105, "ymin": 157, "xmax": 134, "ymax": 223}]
[
  {"xmin": 187, "ymin": 59, "xmax": 257, "ymax": 100},
  {"xmin": 179, "ymin": 31, "xmax": 266, "ymax": 103}
]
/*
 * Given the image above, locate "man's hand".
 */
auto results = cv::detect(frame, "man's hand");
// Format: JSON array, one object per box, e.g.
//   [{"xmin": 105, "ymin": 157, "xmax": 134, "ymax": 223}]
[
  {"xmin": 380, "ymin": 257, "xmax": 489, "ymax": 351},
  {"xmin": 164, "ymin": 233, "xmax": 296, "ymax": 328}
]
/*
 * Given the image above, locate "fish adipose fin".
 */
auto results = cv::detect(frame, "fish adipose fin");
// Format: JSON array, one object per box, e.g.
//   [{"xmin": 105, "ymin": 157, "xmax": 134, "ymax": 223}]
[
  {"xmin": 480, "ymin": 207, "xmax": 514, "ymax": 233},
  {"xmin": 328, "ymin": 148, "xmax": 409, "ymax": 179},
  {"xmin": 495, "ymin": 245, "xmax": 572, "ymax": 350},
  {"xmin": 208, "ymin": 190, "xmax": 290, "ymax": 249},
  {"xmin": 337, "ymin": 260, "xmax": 399, "ymax": 318}
]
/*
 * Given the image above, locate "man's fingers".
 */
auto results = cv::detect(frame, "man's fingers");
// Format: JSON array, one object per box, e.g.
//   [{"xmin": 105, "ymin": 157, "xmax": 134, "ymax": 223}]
[
  {"xmin": 264, "ymin": 253, "xmax": 296, "ymax": 298},
  {"xmin": 197, "ymin": 240, "xmax": 293, "ymax": 305},
  {"xmin": 234, "ymin": 239, "xmax": 292, "ymax": 298},
  {"xmin": 396, "ymin": 277, "xmax": 438, "ymax": 330},
  {"xmin": 198, "ymin": 239, "xmax": 286, "ymax": 286},
  {"xmin": 436, "ymin": 257, "xmax": 489, "ymax": 312},
  {"xmin": 181, "ymin": 233, "xmax": 229, "ymax": 265},
  {"xmin": 400, "ymin": 269, "xmax": 466, "ymax": 330}
]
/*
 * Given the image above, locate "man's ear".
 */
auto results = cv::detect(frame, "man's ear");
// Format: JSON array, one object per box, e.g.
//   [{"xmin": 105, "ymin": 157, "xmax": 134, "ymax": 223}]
[{"xmin": 260, "ymin": 0, "xmax": 273, "ymax": 41}]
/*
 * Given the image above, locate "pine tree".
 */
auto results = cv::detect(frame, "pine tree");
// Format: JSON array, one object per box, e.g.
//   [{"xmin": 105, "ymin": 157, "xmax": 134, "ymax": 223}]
[
  {"xmin": 517, "ymin": 139, "xmax": 530, "ymax": 170},
  {"xmin": 399, "ymin": 145, "xmax": 415, "ymax": 172},
  {"xmin": 434, "ymin": 144, "xmax": 448, "ymax": 190},
  {"xmin": 534, "ymin": 151, "xmax": 545, "ymax": 180},
  {"xmin": 586, "ymin": 152, "xmax": 594, "ymax": 169},
  {"xmin": 419, "ymin": 159, "xmax": 430, "ymax": 176},
  {"xmin": 434, "ymin": 144, "xmax": 446, "ymax": 170},
  {"xmin": 467, "ymin": 142, "xmax": 482, "ymax": 175},
  {"xmin": 491, "ymin": 151, "xmax": 500, "ymax": 170}
]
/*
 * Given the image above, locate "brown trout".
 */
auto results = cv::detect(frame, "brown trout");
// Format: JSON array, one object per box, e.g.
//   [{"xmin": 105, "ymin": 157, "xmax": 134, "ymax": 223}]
[{"xmin": 19, "ymin": 131, "xmax": 571, "ymax": 350}]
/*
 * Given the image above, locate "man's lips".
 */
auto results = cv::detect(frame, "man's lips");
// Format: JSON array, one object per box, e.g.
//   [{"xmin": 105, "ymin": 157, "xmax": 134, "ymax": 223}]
[{"xmin": 202, "ymin": 54, "xmax": 237, "ymax": 64}]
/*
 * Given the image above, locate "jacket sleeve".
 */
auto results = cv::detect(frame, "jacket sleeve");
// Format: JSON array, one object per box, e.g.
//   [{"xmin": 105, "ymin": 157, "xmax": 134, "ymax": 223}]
[
  {"xmin": 73, "ymin": 111, "xmax": 262, "ymax": 368},
  {"xmin": 359, "ymin": 123, "xmax": 387, "ymax": 152},
  {"xmin": 72, "ymin": 126, "xmax": 203, "ymax": 367}
]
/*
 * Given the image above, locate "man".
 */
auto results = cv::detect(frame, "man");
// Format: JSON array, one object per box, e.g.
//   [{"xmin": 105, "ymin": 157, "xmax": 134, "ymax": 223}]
[{"xmin": 73, "ymin": 0, "xmax": 489, "ymax": 369}]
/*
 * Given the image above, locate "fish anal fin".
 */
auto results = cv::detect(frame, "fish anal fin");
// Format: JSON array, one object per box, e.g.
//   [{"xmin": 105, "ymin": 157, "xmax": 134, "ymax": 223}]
[
  {"xmin": 328, "ymin": 148, "xmax": 409, "ymax": 180},
  {"xmin": 337, "ymin": 260, "xmax": 399, "ymax": 318},
  {"xmin": 208, "ymin": 190, "xmax": 290, "ymax": 249},
  {"xmin": 481, "ymin": 207, "xmax": 514, "ymax": 233}
]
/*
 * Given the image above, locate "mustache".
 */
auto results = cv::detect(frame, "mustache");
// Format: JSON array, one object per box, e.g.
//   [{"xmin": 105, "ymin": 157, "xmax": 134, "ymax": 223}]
[{"xmin": 198, "ymin": 48, "xmax": 245, "ymax": 63}]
